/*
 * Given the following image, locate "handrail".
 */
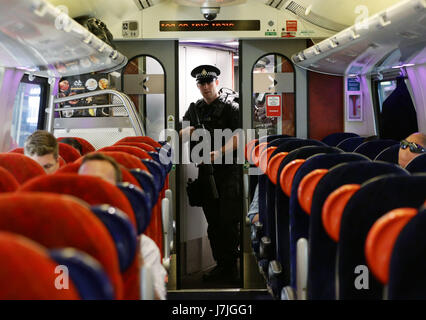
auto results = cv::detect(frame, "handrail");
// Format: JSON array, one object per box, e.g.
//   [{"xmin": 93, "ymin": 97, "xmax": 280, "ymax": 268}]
[{"xmin": 49, "ymin": 89, "xmax": 145, "ymax": 136}]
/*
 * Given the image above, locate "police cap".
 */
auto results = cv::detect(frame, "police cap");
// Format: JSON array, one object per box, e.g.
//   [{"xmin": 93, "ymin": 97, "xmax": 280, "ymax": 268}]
[{"xmin": 191, "ymin": 65, "xmax": 220, "ymax": 83}]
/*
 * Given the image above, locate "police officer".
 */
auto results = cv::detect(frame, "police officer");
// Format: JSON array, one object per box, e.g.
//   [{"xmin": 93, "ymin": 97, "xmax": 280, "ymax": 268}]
[{"xmin": 180, "ymin": 65, "xmax": 242, "ymax": 282}]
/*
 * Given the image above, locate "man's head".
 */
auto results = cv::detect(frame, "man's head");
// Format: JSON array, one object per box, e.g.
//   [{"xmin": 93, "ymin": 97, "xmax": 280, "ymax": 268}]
[
  {"xmin": 398, "ymin": 132, "xmax": 426, "ymax": 168},
  {"xmin": 60, "ymin": 137, "xmax": 82, "ymax": 155},
  {"xmin": 78, "ymin": 153, "xmax": 122, "ymax": 185},
  {"xmin": 191, "ymin": 65, "xmax": 220, "ymax": 104},
  {"xmin": 24, "ymin": 130, "xmax": 59, "ymax": 174}
]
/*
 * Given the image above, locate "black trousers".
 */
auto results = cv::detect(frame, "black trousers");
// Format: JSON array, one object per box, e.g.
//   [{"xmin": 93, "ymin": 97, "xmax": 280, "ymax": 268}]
[{"xmin": 200, "ymin": 165, "xmax": 242, "ymax": 268}]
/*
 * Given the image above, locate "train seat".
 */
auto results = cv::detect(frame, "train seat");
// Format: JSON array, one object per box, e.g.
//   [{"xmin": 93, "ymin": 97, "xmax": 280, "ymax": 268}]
[
  {"xmin": 353, "ymin": 139, "xmax": 399, "ymax": 160},
  {"xmin": 336, "ymin": 137, "xmax": 365, "ymax": 152},
  {"xmin": 0, "ymin": 166, "xmax": 19, "ymax": 192},
  {"xmin": 116, "ymin": 136, "xmax": 162, "ymax": 149},
  {"xmin": 0, "ymin": 193, "xmax": 123, "ymax": 299},
  {"xmin": 322, "ymin": 132, "xmax": 359, "ymax": 147},
  {"xmin": 114, "ymin": 141, "xmax": 156, "ymax": 153},
  {"xmin": 365, "ymin": 208, "xmax": 418, "ymax": 287},
  {"xmin": 0, "ymin": 153, "xmax": 46, "ymax": 184},
  {"xmin": 49, "ymin": 247, "xmax": 115, "ymax": 299},
  {"xmin": 20, "ymin": 173, "xmax": 137, "ymax": 227},
  {"xmin": 18, "ymin": 177, "xmax": 144, "ymax": 300},
  {"xmin": 388, "ymin": 205, "xmax": 426, "ymax": 299},
  {"xmin": 284, "ymin": 153, "xmax": 370, "ymax": 299},
  {"xmin": 405, "ymin": 153, "xmax": 426, "ymax": 173},
  {"xmin": 7, "ymin": 147, "xmax": 24, "ymax": 153},
  {"xmin": 0, "ymin": 231, "xmax": 80, "ymax": 300},
  {"xmin": 142, "ymin": 159, "xmax": 166, "ymax": 193},
  {"xmin": 374, "ymin": 144, "xmax": 400, "ymax": 163},
  {"xmin": 308, "ymin": 161, "xmax": 406, "ymax": 300},
  {"xmin": 57, "ymin": 137, "xmax": 96, "ymax": 155},
  {"xmin": 337, "ymin": 174, "xmax": 426, "ymax": 299},
  {"xmin": 89, "ymin": 205, "xmax": 138, "ymax": 272},
  {"xmin": 58, "ymin": 142, "xmax": 82, "ymax": 163},
  {"xmin": 98, "ymin": 146, "xmax": 152, "ymax": 161},
  {"xmin": 262, "ymin": 145, "xmax": 341, "ymax": 298}
]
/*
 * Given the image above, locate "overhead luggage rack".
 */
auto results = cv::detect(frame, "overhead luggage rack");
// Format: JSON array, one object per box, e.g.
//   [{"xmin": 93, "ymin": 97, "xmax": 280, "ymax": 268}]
[
  {"xmin": 291, "ymin": 0, "xmax": 426, "ymax": 76},
  {"xmin": 0, "ymin": 0, "xmax": 127, "ymax": 77}
]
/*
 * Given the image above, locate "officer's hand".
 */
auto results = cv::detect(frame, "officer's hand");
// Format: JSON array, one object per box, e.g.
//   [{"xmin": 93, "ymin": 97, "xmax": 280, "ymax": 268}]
[{"xmin": 210, "ymin": 150, "xmax": 220, "ymax": 163}]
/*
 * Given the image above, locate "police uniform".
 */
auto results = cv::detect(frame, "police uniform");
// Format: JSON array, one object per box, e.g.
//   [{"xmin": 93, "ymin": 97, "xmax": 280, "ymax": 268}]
[{"xmin": 183, "ymin": 65, "xmax": 242, "ymax": 280}]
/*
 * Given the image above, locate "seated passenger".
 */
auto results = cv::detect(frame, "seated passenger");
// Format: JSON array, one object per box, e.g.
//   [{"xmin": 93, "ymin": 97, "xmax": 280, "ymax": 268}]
[
  {"xmin": 24, "ymin": 130, "xmax": 59, "ymax": 174},
  {"xmin": 60, "ymin": 137, "xmax": 83, "ymax": 155},
  {"xmin": 398, "ymin": 132, "xmax": 426, "ymax": 168},
  {"xmin": 247, "ymin": 184, "xmax": 259, "ymax": 224},
  {"xmin": 78, "ymin": 152, "xmax": 167, "ymax": 299},
  {"xmin": 78, "ymin": 153, "xmax": 121, "ymax": 185}
]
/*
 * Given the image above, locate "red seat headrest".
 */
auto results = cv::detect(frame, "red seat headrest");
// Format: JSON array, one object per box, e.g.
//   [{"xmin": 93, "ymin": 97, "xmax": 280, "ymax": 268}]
[
  {"xmin": 0, "ymin": 193, "xmax": 123, "ymax": 299},
  {"xmin": 0, "ymin": 231, "xmax": 80, "ymax": 300},
  {"xmin": 0, "ymin": 166, "xmax": 19, "ymax": 192},
  {"xmin": 19, "ymin": 173, "xmax": 137, "ymax": 228},
  {"xmin": 98, "ymin": 146, "xmax": 151, "ymax": 160},
  {"xmin": 8, "ymin": 147, "xmax": 24, "ymax": 154},
  {"xmin": 116, "ymin": 136, "xmax": 161, "ymax": 148},
  {"xmin": 0, "ymin": 153, "xmax": 46, "ymax": 184},
  {"xmin": 114, "ymin": 142, "xmax": 156, "ymax": 153}
]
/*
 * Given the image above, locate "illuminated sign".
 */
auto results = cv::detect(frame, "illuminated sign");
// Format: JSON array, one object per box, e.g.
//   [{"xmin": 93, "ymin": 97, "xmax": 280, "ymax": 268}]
[{"xmin": 159, "ymin": 20, "xmax": 260, "ymax": 32}]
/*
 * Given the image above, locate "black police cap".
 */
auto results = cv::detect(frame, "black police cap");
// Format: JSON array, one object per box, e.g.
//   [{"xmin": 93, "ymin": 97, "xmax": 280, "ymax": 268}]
[{"xmin": 191, "ymin": 65, "xmax": 220, "ymax": 83}]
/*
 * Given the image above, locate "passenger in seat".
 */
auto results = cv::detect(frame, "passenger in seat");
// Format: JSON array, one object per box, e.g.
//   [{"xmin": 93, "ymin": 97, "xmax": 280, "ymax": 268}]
[
  {"xmin": 398, "ymin": 132, "xmax": 426, "ymax": 168},
  {"xmin": 78, "ymin": 152, "xmax": 167, "ymax": 299},
  {"xmin": 78, "ymin": 153, "xmax": 121, "ymax": 185},
  {"xmin": 24, "ymin": 130, "xmax": 60, "ymax": 174},
  {"xmin": 60, "ymin": 137, "xmax": 83, "ymax": 155}
]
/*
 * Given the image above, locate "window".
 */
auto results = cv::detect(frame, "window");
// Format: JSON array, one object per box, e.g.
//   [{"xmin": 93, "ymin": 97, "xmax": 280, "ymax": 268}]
[
  {"xmin": 11, "ymin": 75, "xmax": 47, "ymax": 147},
  {"xmin": 252, "ymin": 54, "xmax": 295, "ymax": 136},
  {"xmin": 377, "ymin": 80, "xmax": 396, "ymax": 113}
]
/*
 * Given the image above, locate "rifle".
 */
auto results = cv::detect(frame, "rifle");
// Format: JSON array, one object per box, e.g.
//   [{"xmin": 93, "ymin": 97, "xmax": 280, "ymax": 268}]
[{"xmin": 188, "ymin": 102, "xmax": 219, "ymax": 200}]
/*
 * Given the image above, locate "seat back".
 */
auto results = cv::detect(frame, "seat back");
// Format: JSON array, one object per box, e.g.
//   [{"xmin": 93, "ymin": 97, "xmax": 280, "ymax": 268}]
[
  {"xmin": 0, "ymin": 231, "xmax": 80, "ymax": 300},
  {"xmin": 307, "ymin": 161, "xmax": 407, "ymax": 300},
  {"xmin": 98, "ymin": 146, "xmax": 152, "ymax": 160},
  {"xmin": 57, "ymin": 137, "xmax": 96, "ymax": 155},
  {"xmin": 405, "ymin": 153, "xmax": 426, "ymax": 173},
  {"xmin": 0, "ymin": 153, "xmax": 46, "ymax": 184},
  {"xmin": 374, "ymin": 144, "xmax": 400, "ymax": 163},
  {"xmin": 353, "ymin": 139, "xmax": 399, "ymax": 160},
  {"xmin": 322, "ymin": 132, "xmax": 359, "ymax": 147},
  {"xmin": 388, "ymin": 205, "xmax": 426, "ymax": 299},
  {"xmin": 19, "ymin": 173, "xmax": 137, "ymax": 228},
  {"xmin": 338, "ymin": 174, "xmax": 426, "ymax": 299},
  {"xmin": 0, "ymin": 166, "xmax": 19, "ymax": 192},
  {"xmin": 288, "ymin": 153, "xmax": 370, "ymax": 290},
  {"xmin": 116, "ymin": 136, "xmax": 162, "ymax": 148},
  {"xmin": 115, "ymin": 141, "xmax": 156, "ymax": 153},
  {"xmin": 336, "ymin": 137, "xmax": 365, "ymax": 151},
  {"xmin": 0, "ymin": 193, "xmax": 123, "ymax": 299}
]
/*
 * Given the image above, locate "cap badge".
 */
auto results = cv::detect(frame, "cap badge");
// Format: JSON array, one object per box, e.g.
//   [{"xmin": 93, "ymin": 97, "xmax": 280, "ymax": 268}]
[{"xmin": 201, "ymin": 69, "xmax": 207, "ymax": 76}]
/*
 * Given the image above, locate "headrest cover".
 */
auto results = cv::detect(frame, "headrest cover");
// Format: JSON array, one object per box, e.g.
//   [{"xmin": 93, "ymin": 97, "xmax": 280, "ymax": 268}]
[{"xmin": 322, "ymin": 184, "xmax": 360, "ymax": 242}]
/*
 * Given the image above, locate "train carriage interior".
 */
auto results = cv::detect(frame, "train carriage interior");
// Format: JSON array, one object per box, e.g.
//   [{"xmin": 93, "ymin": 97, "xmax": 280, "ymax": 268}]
[{"xmin": 0, "ymin": 0, "xmax": 425, "ymax": 303}]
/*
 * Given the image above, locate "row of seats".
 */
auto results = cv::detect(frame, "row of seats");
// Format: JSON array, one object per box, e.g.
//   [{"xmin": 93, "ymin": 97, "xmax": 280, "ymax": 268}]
[
  {"xmin": 0, "ymin": 135, "xmax": 174, "ymax": 300},
  {"xmin": 247, "ymin": 132, "xmax": 426, "ymax": 300}
]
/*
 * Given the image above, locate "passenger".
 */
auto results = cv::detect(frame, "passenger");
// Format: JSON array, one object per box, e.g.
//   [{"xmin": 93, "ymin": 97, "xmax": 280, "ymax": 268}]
[
  {"xmin": 247, "ymin": 184, "xmax": 259, "ymax": 225},
  {"xmin": 60, "ymin": 137, "xmax": 83, "ymax": 155},
  {"xmin": 180, "ymin": 65, "xmax": 242, "ymax": 283},
  {"xmin": 78, "ymin": 152, "xmax": 167, "ymax": 299},
  {"xmin": 78, "ymin": 153, "xmax": 121, "ymax": 185},
  {"xmin": 398, "ymin": 132, "xmax": 426, "ymax": 168},
  {"xmin": 24, "ymin": 130, "xmax": 60, "ymax": 174}
]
